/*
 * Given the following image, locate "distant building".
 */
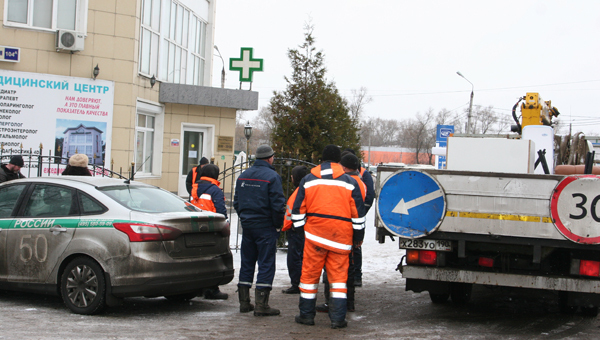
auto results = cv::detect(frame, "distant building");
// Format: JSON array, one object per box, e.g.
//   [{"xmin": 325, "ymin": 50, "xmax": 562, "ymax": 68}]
[{"xmin": 361, "ymin": 146, "xmax": 432, "ymax": 165}]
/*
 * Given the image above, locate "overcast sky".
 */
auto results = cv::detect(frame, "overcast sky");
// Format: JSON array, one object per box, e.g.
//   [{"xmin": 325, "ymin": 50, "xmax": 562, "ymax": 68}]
[{"xmin": 212, "ymin": 0, "xmax": 600, "ymax": 135}]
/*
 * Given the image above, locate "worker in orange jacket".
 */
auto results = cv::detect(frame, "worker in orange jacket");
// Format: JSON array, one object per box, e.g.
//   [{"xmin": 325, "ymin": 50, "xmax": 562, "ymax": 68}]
[
  {"xmin": 292, "ymin": 145, "xmax": 366, "ymax": 329},
  {"xmin": 317, "ymin": 153, "xmax": 365, "ymax": 313},
  {"xmin": 282, "ymin": 165, "xmax": 310, "ymax": 294}
]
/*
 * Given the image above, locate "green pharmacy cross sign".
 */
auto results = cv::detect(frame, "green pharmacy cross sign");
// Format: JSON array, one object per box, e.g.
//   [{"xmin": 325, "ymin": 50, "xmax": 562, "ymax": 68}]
[{"xmin": 229, "ymin": 47, "xmax": 263, "ymax": 83}]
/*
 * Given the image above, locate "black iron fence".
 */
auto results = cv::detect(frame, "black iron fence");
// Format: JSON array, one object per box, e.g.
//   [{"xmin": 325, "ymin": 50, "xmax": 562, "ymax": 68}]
[
  {"xmin": 0, "ymin": 147, "xmax": 132, "ymax": 180},
  {"xmin": 216, "ymin": 156, "xmax": 316, "ymax": 251}
]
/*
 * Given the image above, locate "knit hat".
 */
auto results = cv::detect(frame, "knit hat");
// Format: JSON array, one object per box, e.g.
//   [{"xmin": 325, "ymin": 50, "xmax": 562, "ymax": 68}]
[
  {"xmin": 199, "ymin": 157, "xmax": 210, "ymax": 166},
  {"xmin": 291, "ymin": 165, "xmax": 309, "ymax": 187},
  {"xmin": 256, "ymin": 145, "xmax": 275, "ymax": 159},
  {"xmin": 340, "ymin": 154, "xmax": 360, "ymax": 171},
  {"xmin": 322, "ymin": 145, "xmax": 341, "ymax": 163},
  {"xmin": 9, "ymin": 155, "xmax": 24, "ymax": 167},
  {"xmin": 201, "ymin": 164, "xmax": 220, "ymax": 180},
  {"xmin": 69, "ymin": 154, "xmax": 89, "ymax": 167}
]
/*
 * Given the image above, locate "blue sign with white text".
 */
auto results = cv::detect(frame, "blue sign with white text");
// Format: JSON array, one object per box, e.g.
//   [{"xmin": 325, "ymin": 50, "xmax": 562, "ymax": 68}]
[
  {"xmin": 0, "ymin": 46, "xmax": 20, "ymax": 63},
  {"xmin": 377, "ymin": 170, "xmax": 446, "ymax": 238}
]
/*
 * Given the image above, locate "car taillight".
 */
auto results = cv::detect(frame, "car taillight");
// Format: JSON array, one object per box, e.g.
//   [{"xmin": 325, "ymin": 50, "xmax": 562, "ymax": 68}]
[
  {"xmin": 406, "ymin": 249, "xmax": 437, "ymax": 266},
  {"xmin": 113, "ymin": 223, "xmax": 182, "ymax": 242},
  {"xmin": 221, "ymin": 221, "xmax": 231, "ymax": 237},
  {"xmin": 478, "ymin": 257, "xmax": 494, "ymax": 268},
  {"xmin": 579, "ymin": 260, "xmax": 600, "ymax": 277}
]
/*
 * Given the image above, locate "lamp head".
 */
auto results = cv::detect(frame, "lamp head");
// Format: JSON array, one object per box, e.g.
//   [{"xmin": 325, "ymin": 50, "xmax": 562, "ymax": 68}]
[{"xmin": 93, "ymin": 64, "xmax": 100, "ymax": 79}]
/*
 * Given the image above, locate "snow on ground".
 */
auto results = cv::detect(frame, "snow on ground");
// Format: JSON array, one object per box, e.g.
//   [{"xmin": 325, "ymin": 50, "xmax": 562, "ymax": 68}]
[{"xmin": 226, "ymin": 204, "xmax": 406, "ymax": 290}]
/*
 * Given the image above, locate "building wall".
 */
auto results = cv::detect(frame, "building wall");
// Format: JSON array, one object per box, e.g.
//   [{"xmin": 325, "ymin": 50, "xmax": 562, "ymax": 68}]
[{"xmin": 0, "ymin": 0, "xmax": 239, "ymax": 193}]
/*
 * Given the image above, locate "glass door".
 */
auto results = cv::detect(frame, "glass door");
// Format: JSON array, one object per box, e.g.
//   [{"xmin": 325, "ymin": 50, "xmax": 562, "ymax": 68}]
[{"xmin": 182, "ymin": 131, "xmax": 203, "ymax": 176}]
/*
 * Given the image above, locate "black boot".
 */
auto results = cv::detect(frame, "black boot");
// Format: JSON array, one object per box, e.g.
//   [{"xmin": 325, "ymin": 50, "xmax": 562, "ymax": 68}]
[
  {"xmin": 282, "ymin": 285, "xmax": 300, "ymax": 294},
  {"xmin": 204, "ymin": 287, "xmax": 229, "ymax": 300},
  {"xmin": 328, "ymin": 297, "xmax": 348, "ymax": 329},
  {"xmin": 238, "ymin": 286, "xmax": 254, "ymax": 313},
  {"xmin": 254, "ymin": 289, "xmax": 280, "ymax": 316},
  {"xmin": 295, "ymin": 297, "xmax": 316, "ymax": 326},
  {"xmin": 347, "ymin": 274, "xmax": 355, "ymax": 312}
]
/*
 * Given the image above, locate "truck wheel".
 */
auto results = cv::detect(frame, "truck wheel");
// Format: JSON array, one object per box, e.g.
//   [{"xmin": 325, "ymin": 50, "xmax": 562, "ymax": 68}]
[
  {"xmin": 558, "ymin": 292, "xmax": 577, "ymax": 314},
  {"xmin": 450, "ymin": 283, "xmax": 472, "ymax": 304},
  {"xmin": 581, "ymin": 306, "xmax": 599, "ymax": 317},
  {"xmin": 429, "ymin": 292, "xmax": 449, "ymax": 304}
]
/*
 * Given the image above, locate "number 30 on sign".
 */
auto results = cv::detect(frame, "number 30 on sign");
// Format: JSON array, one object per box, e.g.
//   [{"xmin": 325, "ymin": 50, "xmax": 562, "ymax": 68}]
[{"xmin": 551, "ymin": 175, "xmax": 600, "ymax": 244}]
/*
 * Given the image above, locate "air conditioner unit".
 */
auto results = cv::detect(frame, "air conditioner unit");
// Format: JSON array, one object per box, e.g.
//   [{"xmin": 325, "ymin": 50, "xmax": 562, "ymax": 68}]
[{"xmin": 56, "ymin": 30, "xmax": 85, "ymax": 52}]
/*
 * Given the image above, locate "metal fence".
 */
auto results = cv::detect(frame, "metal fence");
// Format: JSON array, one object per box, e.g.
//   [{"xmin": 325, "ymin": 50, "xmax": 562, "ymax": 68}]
[
  {"xmin": 0, "ymin": 147, "xmax": 133, "ymax": 180},
  {"xmin": 217, "ymin": 156, "xmax": 316, "ymax": 251}
]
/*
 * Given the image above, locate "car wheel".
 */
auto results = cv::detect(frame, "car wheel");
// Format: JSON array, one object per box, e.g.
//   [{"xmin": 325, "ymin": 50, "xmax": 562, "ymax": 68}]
[
  {"xmin": 450, "ymin": 283, "xmax": 472, "ymax": 304},
  {"xmin": 429, "ymin": 292, "xmax": 449, "ymax": 304},
  {"xmin": 60, "ymin": 257, "xmax": 106, "ymax": 315},
  {"xmin": 164, "ymin": 292, "xmax": 198, "ymax": 302}
]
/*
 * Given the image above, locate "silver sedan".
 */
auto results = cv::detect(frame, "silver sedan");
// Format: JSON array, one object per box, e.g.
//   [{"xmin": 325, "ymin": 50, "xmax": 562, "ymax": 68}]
[{"xmin": 0, "ymin": 176, "xmax": 233, "ymax": 314}]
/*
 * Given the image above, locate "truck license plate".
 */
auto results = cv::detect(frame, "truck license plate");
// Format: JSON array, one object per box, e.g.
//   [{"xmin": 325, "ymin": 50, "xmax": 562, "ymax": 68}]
[{"xmin": 399, "ymin": 239, "xmax": 452, "ymax": 252}]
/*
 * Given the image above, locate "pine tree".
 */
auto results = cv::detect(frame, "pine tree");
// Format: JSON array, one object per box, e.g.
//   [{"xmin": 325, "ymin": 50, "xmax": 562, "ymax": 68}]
[{"xmin": 270, "ymin": 25, "xmax": 361, "ymax": 163}]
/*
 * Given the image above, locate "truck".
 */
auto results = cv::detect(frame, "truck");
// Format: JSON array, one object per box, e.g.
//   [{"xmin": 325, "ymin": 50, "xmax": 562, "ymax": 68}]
[{"xmin": 375, "ymin": 93, "xmax": 600, "ymax": 315}]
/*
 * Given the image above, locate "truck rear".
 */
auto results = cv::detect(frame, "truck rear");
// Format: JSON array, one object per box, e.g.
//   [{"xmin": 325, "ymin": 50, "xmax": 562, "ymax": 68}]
[{"xmin": 375, "ymin": 157, "xmax": 600, "ymax": 315}]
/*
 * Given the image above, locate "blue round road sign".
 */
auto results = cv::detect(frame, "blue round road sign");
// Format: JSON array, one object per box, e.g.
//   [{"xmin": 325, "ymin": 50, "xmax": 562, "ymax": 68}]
[{"xmin": 377, "ymin": 170, "xmax": 446, "ymax": 238}]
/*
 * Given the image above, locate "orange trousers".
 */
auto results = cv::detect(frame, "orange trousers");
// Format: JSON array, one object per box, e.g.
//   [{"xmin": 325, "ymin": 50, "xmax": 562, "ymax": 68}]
[{"xmin": 299, "ymin": 241, "xmax": 349, "ymax": 299}]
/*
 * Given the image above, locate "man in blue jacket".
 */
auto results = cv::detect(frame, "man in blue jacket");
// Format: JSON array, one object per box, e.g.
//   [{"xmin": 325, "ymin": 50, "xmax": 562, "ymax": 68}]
[{"xmin": 234, "ymin": 145, "xmax": 286, "ymax": 316}]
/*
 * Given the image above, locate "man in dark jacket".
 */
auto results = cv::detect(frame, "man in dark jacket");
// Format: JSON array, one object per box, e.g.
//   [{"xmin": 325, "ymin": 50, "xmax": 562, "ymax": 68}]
[
  {"xmin": 233, "ymin": 145, "xmax": 285, "ymax": 317},
  {"xmin": 343, "ymin": 148, "xmax": 375, "ymax": 287},
  {"xmin": 0, "ymin": 155, "xmax": 26, "ymax": 183}
]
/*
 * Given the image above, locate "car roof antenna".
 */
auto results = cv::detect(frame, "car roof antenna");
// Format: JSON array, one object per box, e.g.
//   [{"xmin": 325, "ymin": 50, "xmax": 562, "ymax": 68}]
[{"xmin": 125, "ymin": 156, "xmax": 151, "ymax": 184}]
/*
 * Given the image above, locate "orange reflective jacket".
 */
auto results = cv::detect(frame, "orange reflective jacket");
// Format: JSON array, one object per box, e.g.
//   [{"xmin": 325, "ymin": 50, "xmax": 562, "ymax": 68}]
[
  {"xmin": 282, "ymin": 188, "xmax": 299, "ymax": 232},
  {"xmin": 191, "ymin": 177, "xmax": 221, "ymax": 213},
  {"xmin": 291, "ymin": 162, "xmax": 365, "ymax": 254}
]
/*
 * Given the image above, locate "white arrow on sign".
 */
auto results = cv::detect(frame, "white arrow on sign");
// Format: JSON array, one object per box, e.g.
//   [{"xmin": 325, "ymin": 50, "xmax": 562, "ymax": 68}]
[{"xmin": 392, "ymin": 190, "xmax": 443, "ymax": 215}]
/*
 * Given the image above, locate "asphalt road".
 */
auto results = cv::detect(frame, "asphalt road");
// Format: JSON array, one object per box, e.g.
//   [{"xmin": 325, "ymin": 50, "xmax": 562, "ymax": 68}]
[{"xmin": 1, "ymin": 211, "xmax": 600, "ymax": 339}]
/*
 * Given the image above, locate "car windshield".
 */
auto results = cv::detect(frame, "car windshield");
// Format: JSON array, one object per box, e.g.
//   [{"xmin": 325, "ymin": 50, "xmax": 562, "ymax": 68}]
[{"xmin": 99, "ymin": 185, "xmax": 201, "ymax": 213}]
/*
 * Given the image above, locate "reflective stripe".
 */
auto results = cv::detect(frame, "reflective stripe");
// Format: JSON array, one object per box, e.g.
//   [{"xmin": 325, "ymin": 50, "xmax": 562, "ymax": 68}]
[
  {"xmin": 200, "ymin": 194, "xmax": 212, "ymax": 200},
  {"xmin": 352, "ymin": 217, "xmax": 365, "ymax": 224},
  {"xmin": 353, "ymin": 223, "xmax": 365, "ymax": 230},
  {"xmin": 305, "ymin": 231, "xmax": 352, "ymax": 251},
  {"xmin": 330, "ymin": 292, "xmax": 347, "ymax": 299},
  {"xmin": 304, "ymin": 179, "xmax": 355, "ymax": 191},
  {"xmin": 299, "ymin": 283, "xmax": 318, "ymax": 290},
  {"xmin": 291, "ymin": 213, "xmax": 306, "ymax": 220},
  {"xmin": 321, "ymin": 168, "xmax": 333, "ymax": 176},
  {"xmin": 300, "ymin": 292, "xmax": 317, "ymax": 299},
  {"xmin": 293, "ymin": 220, "xmax": 305, "ymax": 228},
  {"xmin": 238, "ymin": 281, "xmax": 253, "ymax": 286},
  {"xmin": 330, "ymin": 282, "xmax": 347, "ymax": 289}
]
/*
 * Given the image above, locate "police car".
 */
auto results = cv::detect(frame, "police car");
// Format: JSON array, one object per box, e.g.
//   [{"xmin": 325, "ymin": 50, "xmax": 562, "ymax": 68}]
[{"xmin": 0, "ymin": 176, "xmax": 233, "ymax": 314}]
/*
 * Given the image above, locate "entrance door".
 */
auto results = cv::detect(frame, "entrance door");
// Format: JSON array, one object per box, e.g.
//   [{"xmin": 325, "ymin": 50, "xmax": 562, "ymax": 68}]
[{"xmin": 179, "ymin": 126, "xmax": 211, "ymax": 196}]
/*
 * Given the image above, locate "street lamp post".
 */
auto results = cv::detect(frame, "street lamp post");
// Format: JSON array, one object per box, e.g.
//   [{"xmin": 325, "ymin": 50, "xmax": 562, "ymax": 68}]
[
  {"xmin": 214, "ymin": 45, "xmax": 226, "ymax": 88},
  {"xmin": 456, "ymin": 71, "xmax": 474, "ymax": 134},
  {"xmin": 244, "ymin": 122, "xmax": 253, "ymax": 164}
]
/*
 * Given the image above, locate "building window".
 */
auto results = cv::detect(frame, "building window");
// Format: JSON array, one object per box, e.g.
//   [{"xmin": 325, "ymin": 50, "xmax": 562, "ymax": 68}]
[
  {"xmin": 139, "ymin": 0, "xmax": 207, "ymax": 85},
  {"xmin": 5, "ymin": 0, "xmax": 88, "ymax": 32},
  {"xmin": 135, "ymin": 101, "xmax": 164, "ymax": 177}
]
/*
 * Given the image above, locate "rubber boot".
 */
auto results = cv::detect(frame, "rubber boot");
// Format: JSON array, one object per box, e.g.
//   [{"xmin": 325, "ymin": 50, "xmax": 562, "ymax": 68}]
[
  {"xmin": 254, "ymin": 289, "xmax": 280, "ymax": 316},
  {"xmin": 316, "ymin": 272, "xmax": 330, "ymax": 313},
  {"xmin": 204, "ymin": 286, "xmax": 229, "ymax": 300},
  {"xmin": 295, "ymin": 297, "xmax": 316, "ymax": 326},
  {"xmin": 328, "ymin": 297, "xmax": 348, "ymax": 329},
  {"xmin": 347, "ymin": 277, "xmax": 355, "ymax": 312},
  {"xmin": 238, "ymin": 286, "xmax": 254, "ymax": 313}
]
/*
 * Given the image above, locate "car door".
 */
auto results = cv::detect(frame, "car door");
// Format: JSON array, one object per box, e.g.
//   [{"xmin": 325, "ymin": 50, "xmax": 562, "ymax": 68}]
[
  {"xmin": 0, "ymin": 183, "xmax": 28, "ymax": 281},
  {"xmin": 6, "ymin": 183, "xmax": 79, "ymax": 283}
]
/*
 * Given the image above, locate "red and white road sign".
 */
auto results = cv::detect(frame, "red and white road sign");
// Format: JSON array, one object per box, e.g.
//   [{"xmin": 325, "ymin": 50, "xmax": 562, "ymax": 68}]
[{"xmin": 551, "ymin": 175, "xmax": 600, "ymax": 244}]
